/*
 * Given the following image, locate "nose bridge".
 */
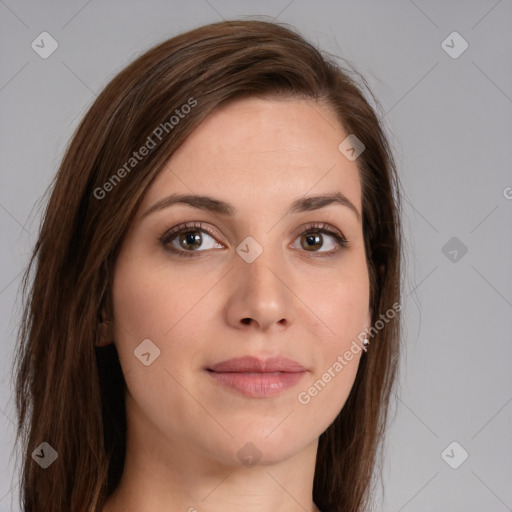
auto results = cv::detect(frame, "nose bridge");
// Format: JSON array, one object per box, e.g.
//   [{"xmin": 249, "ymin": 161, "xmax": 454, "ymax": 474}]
[
  {"xmin": 237, "ymin": 238, "xmax": 284, "ymax": 298},
  {"xmin": 226, "ymin": 235, "xmax": 294, "ymax": 330}
]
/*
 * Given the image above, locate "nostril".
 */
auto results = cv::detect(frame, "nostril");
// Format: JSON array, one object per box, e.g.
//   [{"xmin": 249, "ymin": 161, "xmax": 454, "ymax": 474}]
[{"xmin": 241, "ymin": 318, "xmax": 251, "ymax": 325}]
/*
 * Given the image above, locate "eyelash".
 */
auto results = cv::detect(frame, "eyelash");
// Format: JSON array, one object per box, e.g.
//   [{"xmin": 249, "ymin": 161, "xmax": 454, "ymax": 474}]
[{"xmin": 159, "ymin": 221, "xmax": 349, "ymax": 258}]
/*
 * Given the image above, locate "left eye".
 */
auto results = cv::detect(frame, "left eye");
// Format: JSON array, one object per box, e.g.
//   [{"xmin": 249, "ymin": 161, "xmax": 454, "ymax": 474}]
[{"xmin": 292, "ymin": 230, "xmax": 343, "ymax": 253}]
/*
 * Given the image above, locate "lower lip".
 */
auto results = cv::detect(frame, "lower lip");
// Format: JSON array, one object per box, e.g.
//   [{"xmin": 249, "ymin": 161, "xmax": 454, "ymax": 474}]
[{"xmin": 207, "ymin": 370, "xmax": 306, "ymax": 398}]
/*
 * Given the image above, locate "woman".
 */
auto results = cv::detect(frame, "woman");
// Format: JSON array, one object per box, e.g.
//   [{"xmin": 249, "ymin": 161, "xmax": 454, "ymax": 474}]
[{"xmin": 14, "ymin": 19, "xmax": 403, "ymax": 512}]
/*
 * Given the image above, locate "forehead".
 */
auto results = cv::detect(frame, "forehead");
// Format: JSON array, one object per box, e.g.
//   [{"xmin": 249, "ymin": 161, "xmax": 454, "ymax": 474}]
[{"xmin": 140, "ymin": 97, "xmax": 362, "ymax": 216}]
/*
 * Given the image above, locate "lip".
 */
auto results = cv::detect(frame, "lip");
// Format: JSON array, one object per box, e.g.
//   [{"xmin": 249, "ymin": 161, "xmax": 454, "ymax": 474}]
[
  {"xmin": 208, "ymin": 355, "xmax": 306, "ymax": 373},
  {"xmin": 207, "ymin": 356, "xmax": 306, "ymax": 398}
]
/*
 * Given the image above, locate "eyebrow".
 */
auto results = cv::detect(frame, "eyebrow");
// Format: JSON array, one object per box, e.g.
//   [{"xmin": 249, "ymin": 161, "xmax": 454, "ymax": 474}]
[{"xmin": 141, "ymin": 191, "xmax": 361, "ymax": 222}]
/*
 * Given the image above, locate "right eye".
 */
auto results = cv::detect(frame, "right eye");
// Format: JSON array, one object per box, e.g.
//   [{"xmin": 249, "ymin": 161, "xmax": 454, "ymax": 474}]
[{"xmin": 160, "ymin": 222, "xmax": 224, "ymax": 257}]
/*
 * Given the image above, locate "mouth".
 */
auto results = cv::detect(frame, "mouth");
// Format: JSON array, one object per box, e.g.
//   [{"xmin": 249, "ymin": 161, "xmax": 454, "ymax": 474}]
[{"xmin": 206, "ymin": 355, "xmax": 306, "ymax": 398}]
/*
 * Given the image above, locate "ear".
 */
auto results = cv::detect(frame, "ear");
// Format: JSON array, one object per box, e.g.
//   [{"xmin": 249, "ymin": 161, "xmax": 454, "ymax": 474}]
[
  {"xmin": 98, "ymin": 287, "xmax": 113, "ymax": 321},
  {"xmin": 96, "ymin": 307, "xmax": 113, "ymax": 347},
  {"xmin": 96, "ymin": 323, "xmax": 112, "ymax": 346}
]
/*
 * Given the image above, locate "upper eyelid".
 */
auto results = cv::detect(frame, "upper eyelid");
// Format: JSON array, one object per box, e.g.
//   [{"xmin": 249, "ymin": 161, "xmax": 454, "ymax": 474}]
[
  {"xmin": 161, "ymin": 221, "xmax": 223, "ymax": 243},
  {"xmin": 160, "ymin": 221, "xmax": 346, "ymax": 245}
]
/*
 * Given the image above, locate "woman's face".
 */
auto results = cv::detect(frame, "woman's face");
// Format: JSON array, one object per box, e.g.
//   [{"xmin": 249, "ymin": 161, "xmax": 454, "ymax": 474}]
[{"xmin": 112, "ymin": 97, "xmax": 371, "ymax": 467}]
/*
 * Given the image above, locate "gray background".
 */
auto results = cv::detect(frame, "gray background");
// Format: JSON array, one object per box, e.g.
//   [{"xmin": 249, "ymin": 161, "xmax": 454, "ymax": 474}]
[{"xmin": 1, "ymin": 1, "xmax": 511, "ymax": 511}]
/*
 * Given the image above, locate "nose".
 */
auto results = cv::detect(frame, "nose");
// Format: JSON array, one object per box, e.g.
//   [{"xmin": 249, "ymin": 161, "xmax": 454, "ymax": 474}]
[{"xmin": 224, "ymin": 246, "xmax": 295, "ymax": 332}]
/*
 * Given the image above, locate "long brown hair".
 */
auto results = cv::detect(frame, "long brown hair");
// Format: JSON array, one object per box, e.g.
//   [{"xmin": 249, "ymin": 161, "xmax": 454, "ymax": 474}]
[{"xmin": 13, "ymin": 18, "xmax": 403, "ymax": 512}]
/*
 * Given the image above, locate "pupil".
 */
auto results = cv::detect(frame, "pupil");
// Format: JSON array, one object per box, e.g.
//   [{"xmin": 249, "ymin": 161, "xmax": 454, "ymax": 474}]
[
  {"xmin": 304, "ymin": 233, "xmax": 321, "ymax": 250},
  {"xmin": 182, "ymin": 231, "xmax": 201, "ymax": 249}
]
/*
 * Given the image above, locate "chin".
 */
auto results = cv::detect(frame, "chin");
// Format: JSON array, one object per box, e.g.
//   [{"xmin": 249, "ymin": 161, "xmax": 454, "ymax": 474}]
[{"xmin": 231, "ymin": 429, "xmax": 312, "ymax": 467}]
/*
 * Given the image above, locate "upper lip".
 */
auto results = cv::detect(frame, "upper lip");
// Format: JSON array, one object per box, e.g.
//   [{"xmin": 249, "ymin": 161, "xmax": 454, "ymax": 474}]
[{"xmin": 207, "ymin": 356, "xmax": 306, "ymax": 373}]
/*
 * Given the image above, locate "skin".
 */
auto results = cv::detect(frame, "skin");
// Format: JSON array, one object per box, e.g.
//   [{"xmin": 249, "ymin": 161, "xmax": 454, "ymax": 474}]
[{"xmin": 102, "ymin": 97, "xmax": 371, "ymax": 512}]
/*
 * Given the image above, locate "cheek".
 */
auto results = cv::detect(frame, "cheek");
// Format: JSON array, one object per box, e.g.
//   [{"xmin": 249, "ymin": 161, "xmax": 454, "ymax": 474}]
[
  {"xmin": 112, "ymin": 273, "xmax": 164, "ymax": 341},
  {"xmin": 110, "ymin": 255, "xmax": 207, "ymax": 426},
  {"xmin": 308, "ymin": 260, "xmax": 370, "ymax": 345},
  {"xmin": 296, "ymin": 349, "xmax": 361, "ymax": 441},
  {"xmin": 112, "ymin": 254, "xmax": 203, "ymax": 341},
  {"xmin": 297, "ymin": 262, "xmax": 369, "ymax": 420},
  {"xmin": 298, "ymin": 335, "xmax": 362, "ymax": 435},
  {"xmin": 111, "ymin": 251, "xmax": 218, "ymax": 386}
]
